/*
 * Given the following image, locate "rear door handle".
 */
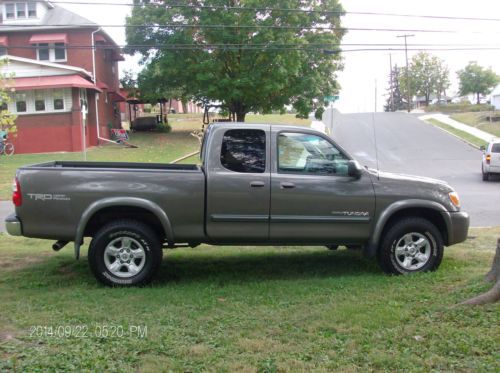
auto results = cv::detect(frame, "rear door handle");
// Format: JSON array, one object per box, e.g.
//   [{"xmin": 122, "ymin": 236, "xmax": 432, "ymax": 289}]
[
  {"xmin": 250, "ymin": 181, "xmax": 265, "ymax": 187},
  {"xmin": 280, "ymin": 182, "xmax": 295, "ymax": 189}
]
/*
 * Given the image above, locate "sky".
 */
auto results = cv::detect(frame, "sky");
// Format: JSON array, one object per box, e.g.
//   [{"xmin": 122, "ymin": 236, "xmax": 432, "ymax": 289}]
[{"xmin": 58, "ymin": 0, "xmax": 500, "ymax": 113}]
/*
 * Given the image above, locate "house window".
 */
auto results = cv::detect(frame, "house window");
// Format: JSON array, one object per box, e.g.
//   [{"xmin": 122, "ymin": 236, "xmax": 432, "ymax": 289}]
[
  {"xmin": 34, "ymin": 91, "xmax": 45, "ymax": 111},
  {"xmin": 0, "ymin": 102, "xmax": 8, "ymax": 111},
  {"xmin": 15, "ymin": 93, "xmax": 27, "ymax": 113},
  {"xmin": 27, "ymin": 2, "xmax": 36, "ymax": 17},
  {"xmin": 37, "ymin": 43, "xmax": 50, "ymax": 60},
  {"xmin": 5, "ymin": 4, "xmax": 15, "ymax": 19},
  {"xmin": 53, "ymin": 90, "xmax": 64, "ymax": 110},
  {"xmin": 16, "ymin": 2, "xmax": 26, "ymax": 18},
  {"xmin": 36, "ymin": 43, "xmax": 66, "ymax": 62},
  {"xmin": 54, "ymin": 43, "xmax": 66, "ymax": 60}
]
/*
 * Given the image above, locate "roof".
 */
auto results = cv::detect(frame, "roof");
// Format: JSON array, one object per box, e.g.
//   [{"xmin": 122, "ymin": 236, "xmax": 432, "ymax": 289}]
[
  {"xmin": 13, "ymin": 75, "xmax": 101, "ymax": 91},
  {"xmin": 0, "ymin": 55, "xmax": 93, "ymax": 78},
  {"xmin": 0, "ymin": 5, "xmax": 97, "ymax": 32}
]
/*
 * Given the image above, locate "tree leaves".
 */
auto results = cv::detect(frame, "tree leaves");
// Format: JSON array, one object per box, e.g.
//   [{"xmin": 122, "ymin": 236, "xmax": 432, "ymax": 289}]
[{"xmin": 125, "ymin": 0, "xmax": 345, "ymax": 120}]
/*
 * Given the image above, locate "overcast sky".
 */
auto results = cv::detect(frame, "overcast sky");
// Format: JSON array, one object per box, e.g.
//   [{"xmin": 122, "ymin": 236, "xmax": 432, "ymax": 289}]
[{"xmin": 60, "ymin": 0, "xmax": 500, "ymax": 113}]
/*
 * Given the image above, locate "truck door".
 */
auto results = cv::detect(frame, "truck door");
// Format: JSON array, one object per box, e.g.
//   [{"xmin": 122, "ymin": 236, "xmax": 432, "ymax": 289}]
[
  {"xmin": 270, "ymin": 130, "xmax": 375, "ymax": 244},
  {"xmin": 206, "ymin": 126, "xmax": 271, "ymax": 243}
]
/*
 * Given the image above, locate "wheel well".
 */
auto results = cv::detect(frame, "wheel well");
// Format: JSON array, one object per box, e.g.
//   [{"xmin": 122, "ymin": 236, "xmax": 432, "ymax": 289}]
[
  {"xmin": 380, "ymin": 208, "xmax": 448, "ymax": 246},
  {"xmin": 84, "ymin": 206, "xmax": 165, "ymax": 241}
]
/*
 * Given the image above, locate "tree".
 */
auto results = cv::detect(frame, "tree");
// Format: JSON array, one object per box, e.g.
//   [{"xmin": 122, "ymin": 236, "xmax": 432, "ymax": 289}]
[
  {"xmin": 0, "ymin": 59, "xmax": 17, "ymax": 138},
  {"xmin": 457, "ymin": 62, "xmax": 499, "ymax": 104},
  {"xmin": 384, "ymin": 65, "xmax": 406, "ymax": 112},
  {"xmin": 401, "ymin": 52, "xmax": 449, "ymax": 106},
  {"xmin": 125, "ymin": 0, "xmax": 345, "ymax": 121},
  {"xmin": 460, "ymin": 238, "xmax": 500, "ymax": 305}
]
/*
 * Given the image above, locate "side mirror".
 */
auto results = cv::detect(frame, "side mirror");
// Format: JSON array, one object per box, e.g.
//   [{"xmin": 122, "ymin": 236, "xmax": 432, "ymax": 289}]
[
  {"xmin": 480, "ymin": 145, "xmax": 486, "ymax": 152},
  {"xmin": 347, "ymin": 160, "xmax": 362, "ymax": 179}
]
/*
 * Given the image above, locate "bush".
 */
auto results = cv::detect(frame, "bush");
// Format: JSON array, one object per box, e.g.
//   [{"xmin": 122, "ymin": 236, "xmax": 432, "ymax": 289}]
[
  {"xmin": 156, "ymin": 122, "xmax": 172, "ymax": 133},
  {"xmin": 424, "ymin": 103, "xmax": 494, "ymax": 113}
]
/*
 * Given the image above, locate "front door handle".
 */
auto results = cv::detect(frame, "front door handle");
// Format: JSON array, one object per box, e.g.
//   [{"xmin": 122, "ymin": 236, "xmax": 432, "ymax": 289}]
[
  {"xmin": 280, "ymin": 182, "xmax": 295, "ymax": 189},
  {"xmin": 250, "ymin": 181, "xmax": 265, "ymax": 187}
]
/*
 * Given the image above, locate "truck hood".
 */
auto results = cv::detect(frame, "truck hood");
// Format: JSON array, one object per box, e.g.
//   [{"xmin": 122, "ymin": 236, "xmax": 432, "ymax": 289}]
[{"xmin": 369, "ymin": 169, "xmax": 452, "ymax": 191}]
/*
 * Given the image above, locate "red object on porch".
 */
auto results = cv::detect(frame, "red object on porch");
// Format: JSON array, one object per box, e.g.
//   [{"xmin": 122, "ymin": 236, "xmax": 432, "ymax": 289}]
[
  {"xmin": 0, "ymin": 36, "xmax": 8, "ymax": 46},
  {"xmin": 13, "ymin": 75, "xmax": 101, "ymax": 91},
  {"xmin": 29, "ymin": 33, "xmax": 68, "ymax": 44}
]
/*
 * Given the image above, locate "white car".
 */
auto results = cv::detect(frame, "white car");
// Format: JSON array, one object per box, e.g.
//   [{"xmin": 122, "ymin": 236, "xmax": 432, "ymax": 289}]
[{"xmin": 482, "ymin": 139, "xmax": 500, "ymax": 181}]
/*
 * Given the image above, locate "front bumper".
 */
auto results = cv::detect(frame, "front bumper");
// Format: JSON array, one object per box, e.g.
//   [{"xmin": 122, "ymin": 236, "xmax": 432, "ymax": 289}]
[
  {"xmin": 5, "ymin": 214, "xmax": 22, "ymax": 236},
  {"xmin": 446, "ymin": 211, "xmax": 470, "ymax": 245}
]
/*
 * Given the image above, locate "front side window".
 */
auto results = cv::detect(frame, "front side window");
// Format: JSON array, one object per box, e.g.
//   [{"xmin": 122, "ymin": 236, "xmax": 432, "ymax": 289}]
[
  {"xmin": 491, "ymin": 144, "xmax": 500, "ymax": 153},
  {"xmin": 220, "ymin": 129, "xmax": 266, "ymax": 173},
  {"xmin": 15, "ymin": 93, "xmax": 27, "ymax": 112},
  {"xmin": 278, "ymin": 132, "xmax": 349, "ymax": 176},
  {"xmin": 34, "ymin": 90, "xmax": 45, "ymax": 111}
]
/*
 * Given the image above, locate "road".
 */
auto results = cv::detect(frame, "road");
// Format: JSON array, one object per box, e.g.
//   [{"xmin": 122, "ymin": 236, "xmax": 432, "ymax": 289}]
[{"xmin": 323, "ymin": 110, "xmax": 500, "ymax": 227}]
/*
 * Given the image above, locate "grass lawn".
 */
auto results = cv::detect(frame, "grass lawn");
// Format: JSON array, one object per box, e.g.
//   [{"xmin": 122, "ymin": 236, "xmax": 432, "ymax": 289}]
[
  {"xmin": 450, "ymin": 112, "xmax": 500, "ymax": 138},
  {"xmin": 0, "ymin": 228, "xmax": 499, "ymax": 371},
  {"xmin": 0, "ymin": 114, "xmax": 309, "ymax": 201},
  {"xmin": 426, "ymin": 118, "xmax": 489, "ymax": 149}
]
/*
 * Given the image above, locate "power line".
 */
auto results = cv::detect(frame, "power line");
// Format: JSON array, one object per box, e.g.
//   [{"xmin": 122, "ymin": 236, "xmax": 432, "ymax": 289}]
[
  {"xmin": 42, "ymin": 1, "xmax": 500, "ymax": 22},
  {"xmin": 1, "ymin": 23, "xmax": 499, "ymax": 35}
]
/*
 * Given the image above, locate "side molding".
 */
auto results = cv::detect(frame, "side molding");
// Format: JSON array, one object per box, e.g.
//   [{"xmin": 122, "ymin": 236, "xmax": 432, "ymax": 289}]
[
  {"xmin": 364, "ymin": 199, "xmax": 451, "ymax": 258},
  {"xmin": 73, "ymin": 197, "xmax": 173, "ymax": 259}
]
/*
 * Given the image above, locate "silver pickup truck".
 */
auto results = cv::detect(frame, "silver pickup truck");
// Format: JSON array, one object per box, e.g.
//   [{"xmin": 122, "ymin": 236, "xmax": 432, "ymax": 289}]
[{"xmin": 5, "ymin": 123, "xmax": 469, "ymax": 286}]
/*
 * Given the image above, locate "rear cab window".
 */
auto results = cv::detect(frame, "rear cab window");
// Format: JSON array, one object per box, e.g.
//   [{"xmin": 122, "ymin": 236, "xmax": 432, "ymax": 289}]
[{"xmin": 220, "ymin": 129, "xmax": 266, "ymax": 173}]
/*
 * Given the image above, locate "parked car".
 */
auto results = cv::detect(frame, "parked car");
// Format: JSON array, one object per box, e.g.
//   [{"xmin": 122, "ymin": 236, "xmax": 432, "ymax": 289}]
[
  {"xmin": 5, "ymin": 123, "xmax": 469, "ymax": 286},
  {"xmin": 481, "ymin": 138, "xmax": 500, "ymax": 181}
]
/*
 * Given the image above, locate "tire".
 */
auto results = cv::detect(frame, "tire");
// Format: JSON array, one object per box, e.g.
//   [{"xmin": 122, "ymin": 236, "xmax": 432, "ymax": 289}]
[
  {"xmin": 482, "ymin": 167, "xmax": 489, "ymax": 181},
  {"xmin": 3, "ymin": 143, "xmax": 14, "ymax": 156},
  {"xmin": 377, "ymin": 218, "xmax": 443, "ymax": 275},
  {"xmin": 88, "ymin": 220, "xmax": 162, "ymax": 286}
]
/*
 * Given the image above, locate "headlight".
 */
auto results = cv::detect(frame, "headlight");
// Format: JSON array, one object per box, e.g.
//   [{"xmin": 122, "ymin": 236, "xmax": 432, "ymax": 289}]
[{"xmin": 449, "ymin": 191, "xmax": 461, "ymax": 208}]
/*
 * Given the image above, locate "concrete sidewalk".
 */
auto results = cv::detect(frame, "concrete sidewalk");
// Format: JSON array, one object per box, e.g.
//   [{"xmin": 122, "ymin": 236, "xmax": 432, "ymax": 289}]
[
  {"xmin": 0, "ymin": 201, "xmax": 13, "ymax": 233},
  {"xmin": 419, "ymin": 113, "xmax": 496, "ymax": 143}
]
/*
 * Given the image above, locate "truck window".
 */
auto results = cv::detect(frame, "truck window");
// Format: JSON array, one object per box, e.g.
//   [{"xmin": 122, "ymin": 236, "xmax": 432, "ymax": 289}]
[
  {"xmin": 278, "ymin": 132, "xmax": 349, "ymax": 176},
  {"xmin": 220, "ymin": 129, "xmax": 266, "ymax": 173},
  {"xmin": 491, "ymin": 143, "xmax": 500, "ymax": 153}
]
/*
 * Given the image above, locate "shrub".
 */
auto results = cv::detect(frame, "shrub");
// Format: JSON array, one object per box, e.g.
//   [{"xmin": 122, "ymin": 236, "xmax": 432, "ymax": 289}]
[{"xmin": 424, "ymin": 103, "xmax": 495, "ymax": 113}]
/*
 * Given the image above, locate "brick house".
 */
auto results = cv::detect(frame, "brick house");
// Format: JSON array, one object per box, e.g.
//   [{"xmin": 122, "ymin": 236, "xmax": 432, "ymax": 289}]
[{"xmin": 0, "ymin": 0, "xmax": 124, "ymax": 154}]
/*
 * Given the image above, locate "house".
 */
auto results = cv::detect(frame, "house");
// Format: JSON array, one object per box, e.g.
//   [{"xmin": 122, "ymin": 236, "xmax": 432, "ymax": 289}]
[
  {"xmin": 491, "ymin": 84, "xmax": 500, "ymax": 110},
  {"xmin": 0, "ymin": 0, "xmax": 124, "ymax": 154}
]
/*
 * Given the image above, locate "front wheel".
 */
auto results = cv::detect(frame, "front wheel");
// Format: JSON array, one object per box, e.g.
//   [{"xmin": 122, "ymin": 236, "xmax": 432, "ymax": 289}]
[
  {"xmin": 377, "ymin": 218, "xmax": 443, "ymax": 275},
  {"xmin": 88, "ymin": 220, "xmax": 163, "ymax": 286},
  {"xmin": 3, "ymin": 143, "xmax": 14, "ymax": 156}
]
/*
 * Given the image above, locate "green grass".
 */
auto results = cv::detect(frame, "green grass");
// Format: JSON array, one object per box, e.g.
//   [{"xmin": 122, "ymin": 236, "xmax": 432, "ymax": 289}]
[
  {"xmin": 0, "ymin": 114, "xmax": 310, "ymax": 200},
  {"xmin": 426, "ymin": 118, "xmax": 489, "ymax": 148},
  {"xmin": 0, "ymin": 228, "xmax": 499, "ymax": 371},
  {"xmin": 451, "ymin": 112, "xmax": 500, "ymax": 138}
]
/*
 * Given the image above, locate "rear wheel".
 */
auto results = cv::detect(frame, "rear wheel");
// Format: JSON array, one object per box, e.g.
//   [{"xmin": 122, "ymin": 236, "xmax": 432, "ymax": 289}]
[
  {"xmin": 88, "ymin": 220, "xmax": 162, "ymax": 286},
  {"xmin": 377, "ymin": 218, "xmax": 443, "ymax": 275},
  {"xmin": 3, "ymin": 142, "xmax": 14, "ymax": 156},
  {"xmin": 482, "ymin": 169, "xmax": 490, "ymax": 181}
]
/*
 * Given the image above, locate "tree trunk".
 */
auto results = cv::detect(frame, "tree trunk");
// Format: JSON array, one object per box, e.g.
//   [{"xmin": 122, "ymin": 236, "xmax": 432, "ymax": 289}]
[
  {"xmin": 236, "ymin": 111, "xmax": 246, "ymax": 122},
  {"xmin": 477, "ymin": 92, "xmax": 480, "ymax": 105},
  {"xmin": 460, "ymin": 238, "xmax": 500, "ymax": 305}
]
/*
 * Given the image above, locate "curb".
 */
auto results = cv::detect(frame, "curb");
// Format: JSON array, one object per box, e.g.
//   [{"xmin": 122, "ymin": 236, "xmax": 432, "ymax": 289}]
[{"xmin": 421, "ymin": 119, "xmax": 481, "ymax": 150}]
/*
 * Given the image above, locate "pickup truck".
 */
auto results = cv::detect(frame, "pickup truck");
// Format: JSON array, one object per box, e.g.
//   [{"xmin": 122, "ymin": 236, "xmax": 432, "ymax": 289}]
[{"xmin": 5, "ymin": 123, "xmax": 469, "ymax": 286}]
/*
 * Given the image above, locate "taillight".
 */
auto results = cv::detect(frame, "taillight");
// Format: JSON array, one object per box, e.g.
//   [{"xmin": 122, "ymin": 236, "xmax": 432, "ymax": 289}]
[
  {"xmin": 486, "ymin": 154, "xmax": 491, "ymax": 165},
  {"xmin": 12, "ymin": 177, "xmax": 22, "ymax": 207}
]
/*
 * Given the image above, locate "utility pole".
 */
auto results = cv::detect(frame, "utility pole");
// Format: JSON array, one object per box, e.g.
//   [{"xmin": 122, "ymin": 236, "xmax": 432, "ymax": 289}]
[
  {"xmin": 389, "ymin": 53, "xmax": 394, "ymax": 111},
  {"xmin": 374, "ymin": 79, "xmax": 377, "ymax": 112},
  {"xmin": 397, "ymin": 34, "xmax": 414, "ymax": 112}
]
